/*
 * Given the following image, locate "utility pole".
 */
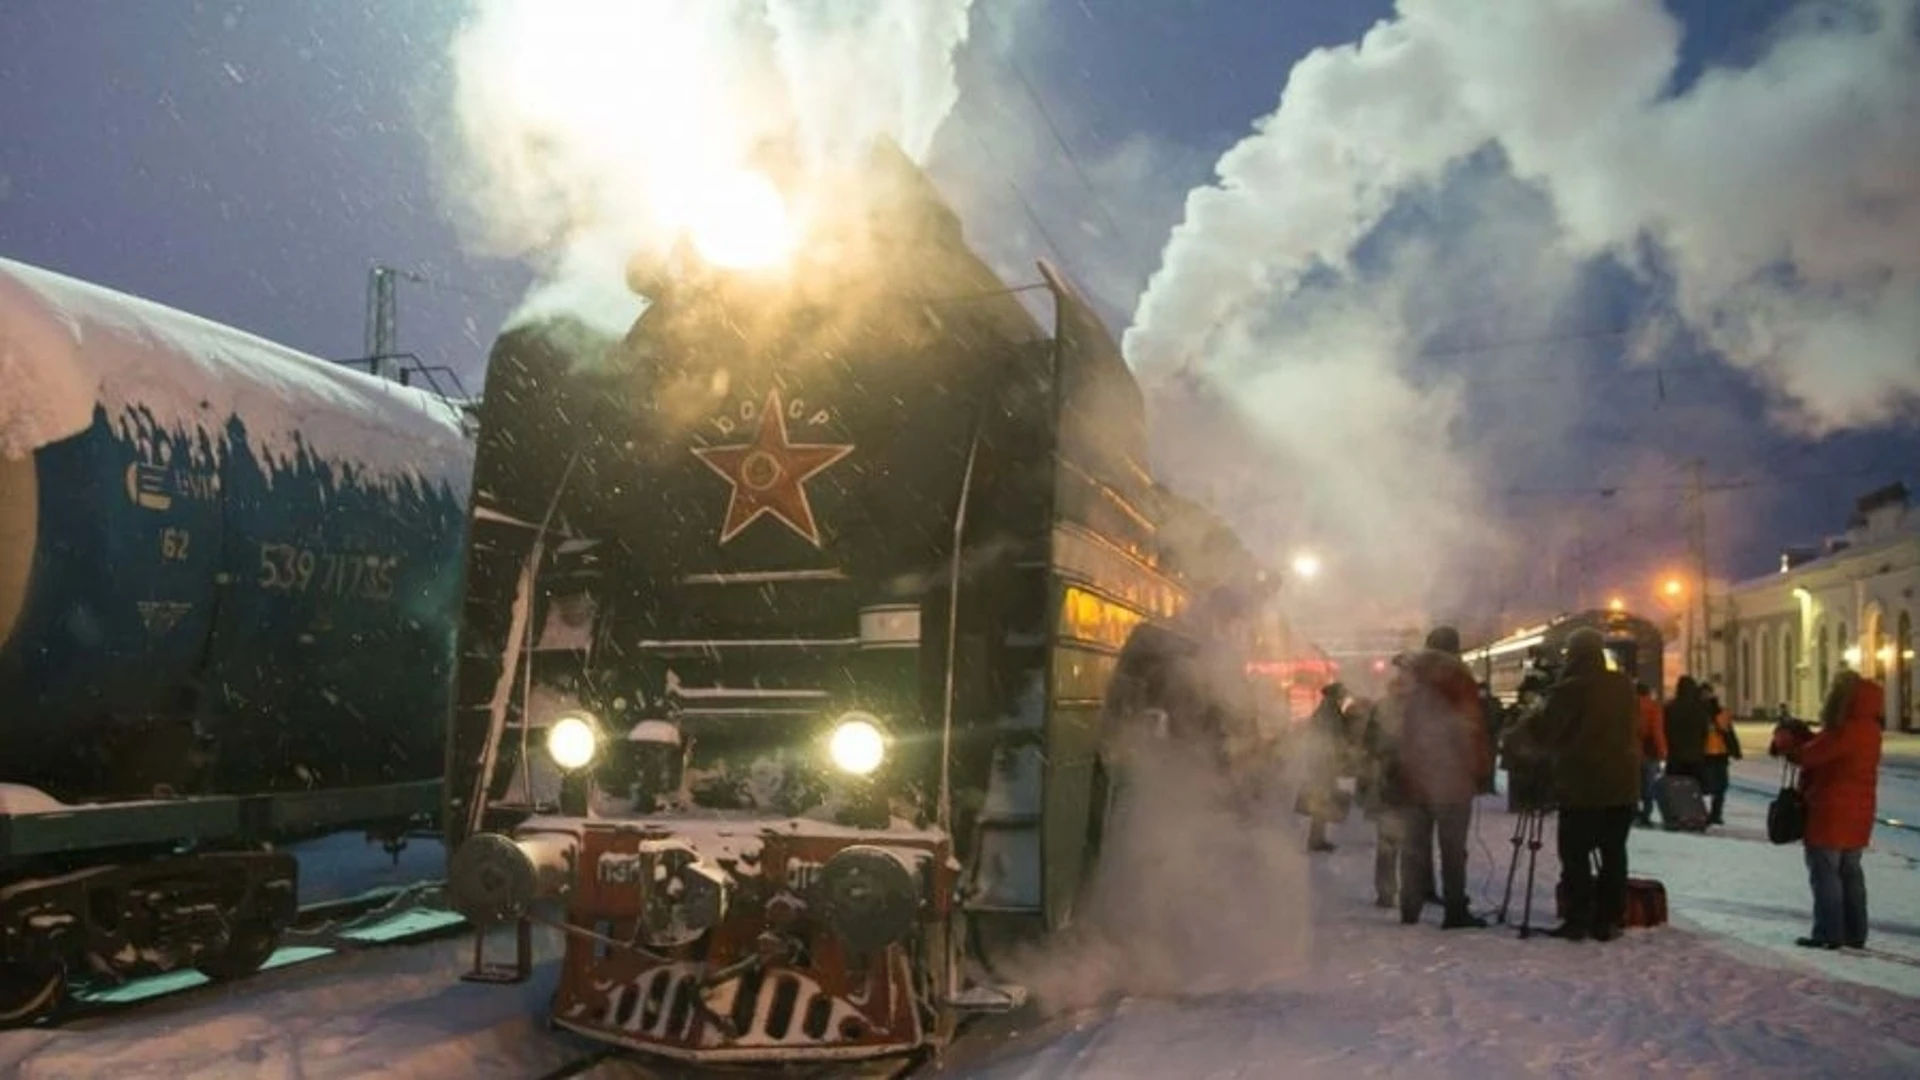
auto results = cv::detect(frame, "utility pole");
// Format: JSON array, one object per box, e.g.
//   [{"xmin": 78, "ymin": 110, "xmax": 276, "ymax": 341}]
[
  {"xmin": 1688, "ymin": 459, "xmax": 1712, "ymax": 680},
  {"xmin": 363, "ymin": 264, "xmax": 425, "ymax": 381}
]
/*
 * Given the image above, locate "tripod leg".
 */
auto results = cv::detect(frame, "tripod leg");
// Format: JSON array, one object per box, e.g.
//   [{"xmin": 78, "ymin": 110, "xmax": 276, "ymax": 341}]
[
  {"xmin": 1519, "ymin": 813, "xmax": 1543, "ymax": 939},
  {"xmin": 1498, "ymin": 813, "xmax": 1527, "ymax": 924}
]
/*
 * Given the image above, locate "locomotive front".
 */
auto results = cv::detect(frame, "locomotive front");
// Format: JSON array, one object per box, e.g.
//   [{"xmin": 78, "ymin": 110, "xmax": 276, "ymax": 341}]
[{"xmin": 444, "ymin": 146, "xmax": 1047, "ymax": 1063}]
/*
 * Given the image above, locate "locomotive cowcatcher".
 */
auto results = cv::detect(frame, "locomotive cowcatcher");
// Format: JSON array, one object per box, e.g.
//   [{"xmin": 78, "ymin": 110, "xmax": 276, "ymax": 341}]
[{"xmin": 442, "ymin": 143, "xmax": 1279, "ymax": 1065}]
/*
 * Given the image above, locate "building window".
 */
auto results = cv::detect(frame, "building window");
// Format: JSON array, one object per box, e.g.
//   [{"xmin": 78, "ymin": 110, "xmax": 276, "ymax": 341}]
[
  {"xmin": 1739, "ymin": 635, "xmax": 1752, "ymax": 712},
  {"xmin": 1817, "ymin": 621, "xmax": 1829, "ymax": 698},
  {"xmin": 1760, "ymin": 628, "xmax": 1774, "ymax": 710},
  {"xmin": 1782, "ymin": 629, "xmax": 1796, "ymax": 715}
]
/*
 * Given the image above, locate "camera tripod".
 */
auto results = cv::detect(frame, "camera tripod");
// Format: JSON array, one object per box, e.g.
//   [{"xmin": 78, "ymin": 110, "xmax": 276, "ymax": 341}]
[{"xmin": 1497, "ymin": 808, "xmax": 1551, "ymax": 938}]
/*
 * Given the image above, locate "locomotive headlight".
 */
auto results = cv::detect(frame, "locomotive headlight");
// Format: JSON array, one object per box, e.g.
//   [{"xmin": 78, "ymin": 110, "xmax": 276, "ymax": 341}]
[
  {"xmin": 546, "ymin": 714, "xmax": 600, "ymax": 772},
  {"xmin": 827, "ymin": 712, "xmax": 887, "ymax": 776}
]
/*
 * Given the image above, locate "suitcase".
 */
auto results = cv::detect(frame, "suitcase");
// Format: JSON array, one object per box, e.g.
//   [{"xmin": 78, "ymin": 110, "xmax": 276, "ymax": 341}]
[
  {"xmin": 1657, "ymin": 775, "xmax": 1710, "ymax": 832},
  {"xmin": 1552, "ymin": 875, "xmax": 1669, "ymax": 928}
]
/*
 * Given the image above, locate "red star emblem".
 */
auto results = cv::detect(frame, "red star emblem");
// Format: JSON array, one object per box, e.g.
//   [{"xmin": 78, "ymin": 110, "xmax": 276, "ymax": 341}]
[{"xmin": 692, "ymin": 390, "xmax": 853, "ymax": 546}]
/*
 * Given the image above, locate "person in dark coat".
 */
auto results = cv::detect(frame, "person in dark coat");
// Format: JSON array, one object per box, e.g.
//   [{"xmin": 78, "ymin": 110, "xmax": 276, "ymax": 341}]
[
  {"xmin": 1663, "ymin": 675, "xmax": 1712, "ymax": 783},
  {"xmin": 1772, "ymin": 670, "xmax": 1883, "ymax": 949},
  {"xmin": 1537, "ymin": 628, "xmax": 1641, "ymax": 942},
  {"xmin": 1301, "ymin": 683, "xmax": 1348, "ymax": 853},
  {"xmin": 1385, "ymin": 626, "xmax": 1492, "ymax": 929}
]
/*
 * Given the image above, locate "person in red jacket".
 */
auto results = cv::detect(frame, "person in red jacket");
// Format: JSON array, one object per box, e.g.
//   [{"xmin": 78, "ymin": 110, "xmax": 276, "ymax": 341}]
[
  {"xmin": 1634, "ymin": 682, "xmax": 1667, "ymax": 826},
  {"xmin": 1772, "ymin": 670, "xmax": 1884, "ymax": 950}
]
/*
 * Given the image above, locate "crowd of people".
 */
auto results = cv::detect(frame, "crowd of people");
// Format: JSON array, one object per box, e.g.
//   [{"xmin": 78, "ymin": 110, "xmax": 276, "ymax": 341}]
[{"xmin": 1293, "ymin": 628, "xmax": 1889, "ymax": 949}]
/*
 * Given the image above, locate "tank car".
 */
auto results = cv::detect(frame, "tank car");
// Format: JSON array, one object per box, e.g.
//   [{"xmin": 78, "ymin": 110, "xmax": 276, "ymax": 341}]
[
  {"xmin": 441, "ymin": 142, "xmax": 1283, "ymax": 1066},
  {"xmin": 0, "ymin": 256, "xmax": 472, "ymax": 1019}
]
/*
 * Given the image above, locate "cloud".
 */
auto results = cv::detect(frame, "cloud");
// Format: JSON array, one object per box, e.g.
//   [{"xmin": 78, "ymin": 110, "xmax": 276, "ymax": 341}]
[{"xmin": 1124, "ymin": 0, "xmax": 1920, "ymax": 623}]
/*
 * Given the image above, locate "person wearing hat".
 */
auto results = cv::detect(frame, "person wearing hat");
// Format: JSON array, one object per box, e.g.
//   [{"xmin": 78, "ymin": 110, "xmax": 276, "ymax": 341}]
[
  {"xmin": 1300, "ymin": 681, "xmax": 1350, "ymax": 852},
  {"xmin": 1383, "ymin": 626, "xmax": 1493, "ymax": 928},
  {"xmin": 1537, "ymin": 627, "xmax": 1641, "ymax": 942}
]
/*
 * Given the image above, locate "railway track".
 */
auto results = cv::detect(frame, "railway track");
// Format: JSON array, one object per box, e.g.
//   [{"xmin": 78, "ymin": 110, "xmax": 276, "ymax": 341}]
[{"xmin": 33, "ymin": 877, "xmax": 466, "ymax": 1027}]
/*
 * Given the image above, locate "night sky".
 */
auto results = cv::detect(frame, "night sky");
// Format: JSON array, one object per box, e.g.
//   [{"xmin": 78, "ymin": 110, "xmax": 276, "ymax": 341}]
[{"xmin": 2, "ymin": 0, "xmax": 1914, "ymax": 614}]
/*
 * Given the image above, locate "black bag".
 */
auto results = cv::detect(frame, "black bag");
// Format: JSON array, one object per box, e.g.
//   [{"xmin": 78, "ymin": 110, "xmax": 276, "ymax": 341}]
[{"xmin": 1767, "ymin": 761, "xmax": 1806, "ymax": 845}]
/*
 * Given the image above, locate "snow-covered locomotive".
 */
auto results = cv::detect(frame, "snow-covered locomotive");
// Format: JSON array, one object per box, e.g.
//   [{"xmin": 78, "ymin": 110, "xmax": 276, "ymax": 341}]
[
  {"xmin": 0, "ymin": 257, "xmax": 471, "ymax": 1020},
  {"xmin": 442, "ymin": 144, "xmax": 1284, "ymax": 1066}
]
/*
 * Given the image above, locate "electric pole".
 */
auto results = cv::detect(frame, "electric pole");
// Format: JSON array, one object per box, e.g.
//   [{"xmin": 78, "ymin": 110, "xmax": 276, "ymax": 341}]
[
  {"xmin": 363, "ymin": 264, "xmax": 426, "ymax": 381},
  {"xmin": 1688, "ymin": 459, "xmax": 1712, "ymax": 680}
]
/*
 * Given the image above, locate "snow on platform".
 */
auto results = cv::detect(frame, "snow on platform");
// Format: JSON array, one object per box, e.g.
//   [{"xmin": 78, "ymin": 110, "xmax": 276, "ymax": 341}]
[{"xmin": 936, "ymin": 774, "xmax": 1920, "ymax": 1078}]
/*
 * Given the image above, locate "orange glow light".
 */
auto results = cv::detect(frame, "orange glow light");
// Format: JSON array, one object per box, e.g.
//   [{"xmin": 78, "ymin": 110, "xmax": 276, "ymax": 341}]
[{"xmin": 1662, "ymin": 578, "xmax": 1683, "ymax": 598}]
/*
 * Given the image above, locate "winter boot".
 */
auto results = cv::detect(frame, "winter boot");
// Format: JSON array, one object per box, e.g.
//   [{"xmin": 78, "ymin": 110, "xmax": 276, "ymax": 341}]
[
  {"xmin": 1545, "ymin": 923, "xmax": 1589, "ymax": 941},
  {"xmin": 1442, "ymin": 909, "xmax": 1487, "ymax": 930}
]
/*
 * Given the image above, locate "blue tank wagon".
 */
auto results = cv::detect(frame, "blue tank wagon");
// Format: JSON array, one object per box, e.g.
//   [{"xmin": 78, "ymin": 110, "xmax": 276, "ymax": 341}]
[{"xmin": 0, "ymin": 257, "xmax": 472, "ymax": 1019}]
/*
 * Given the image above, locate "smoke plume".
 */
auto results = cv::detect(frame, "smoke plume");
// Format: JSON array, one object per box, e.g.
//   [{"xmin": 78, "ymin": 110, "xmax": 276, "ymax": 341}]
[
  {"xmin": 440, "ymin": 0, "xmax": 975, "ymax": 330},
  {"xmin": 1127, "ymin": 0, "xmax": 1920, "ymax": 622}
]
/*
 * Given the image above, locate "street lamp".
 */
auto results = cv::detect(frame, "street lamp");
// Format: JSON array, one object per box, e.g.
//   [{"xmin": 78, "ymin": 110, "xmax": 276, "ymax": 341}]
[
  {"xmin": 1607, "ymin": 596, "xmax": 1626, "ymax": 613},
  {"xmin": 1291, "ymin": 552, "xmax": 1321, "ymax": 581},
  {"xmin": 1662, "ymin": 577, "xmax": 1684, "ymax": 600}
]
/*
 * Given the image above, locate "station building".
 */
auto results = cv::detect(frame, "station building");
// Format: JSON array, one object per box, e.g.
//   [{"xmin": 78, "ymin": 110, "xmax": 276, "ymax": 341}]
[{"xmin": 1718, "ymin": 483, "xmax": 1919, "ymax": 731}]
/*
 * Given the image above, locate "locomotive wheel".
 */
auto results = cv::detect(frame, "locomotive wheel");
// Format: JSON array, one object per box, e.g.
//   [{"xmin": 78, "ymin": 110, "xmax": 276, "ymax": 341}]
[
  {"xmin": 0, "ymin": 963, "xmax": 65, "ymax": 1024},
  {"xmin": 194, "ymin": 919, "xmax": 280, "ymax": 981}
]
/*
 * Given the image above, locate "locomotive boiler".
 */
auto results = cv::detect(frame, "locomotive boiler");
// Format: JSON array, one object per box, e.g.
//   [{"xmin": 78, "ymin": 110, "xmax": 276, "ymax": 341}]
[
  {"xmin": 442, "ymin": 142, "xmax": 1285, "ymax": 1066},
  {"xmin": 0, "ymin": 256, "xmax": 472, "ymax": 1019}
]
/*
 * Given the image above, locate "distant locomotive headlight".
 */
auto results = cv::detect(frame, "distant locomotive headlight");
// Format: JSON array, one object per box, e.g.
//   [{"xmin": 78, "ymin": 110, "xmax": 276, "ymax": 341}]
[
  {"xmin": 827, "ymin": 712, "xmax": 887, "ymax": 776},
  {"xmin": 546, "ymin": 713, "xmax": 600, "ymax": 771},
  {"xmin": 815, "ymin": 846, "xmax": 919, "ymax": 954}
]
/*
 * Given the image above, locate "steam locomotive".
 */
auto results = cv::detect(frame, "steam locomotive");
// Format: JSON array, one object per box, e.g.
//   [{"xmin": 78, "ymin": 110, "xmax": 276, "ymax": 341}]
[
  {"xmin": 0, "ymin": 257, "xmax": 471, "ymax": 1021},
  {"xmin": 441, "ymin": 144, "xmax": 1292, "ymax": 1065}
]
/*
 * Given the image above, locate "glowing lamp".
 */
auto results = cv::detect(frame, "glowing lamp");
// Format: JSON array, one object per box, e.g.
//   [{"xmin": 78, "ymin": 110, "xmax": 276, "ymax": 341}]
[
  {"xmin": 828, "ymin": 713, "xmax": 887, "ymax": 776},
  {"xmin": 546, "ymin": 714, "xmax": 599, "ymax": 771}
]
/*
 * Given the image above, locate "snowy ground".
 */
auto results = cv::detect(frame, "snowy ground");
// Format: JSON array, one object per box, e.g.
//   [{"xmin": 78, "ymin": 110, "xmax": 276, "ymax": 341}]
[
  {"xmin": 5, "ymin": 763, "xmax": 1917, "ymax": 1078},
  {"xmin": 936, "ymin": 756, "xmax": 1920, "ymax": 1078}
]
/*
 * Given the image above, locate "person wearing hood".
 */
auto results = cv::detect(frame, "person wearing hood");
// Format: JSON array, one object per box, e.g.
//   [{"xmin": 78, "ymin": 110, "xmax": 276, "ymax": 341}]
[
  {"xmin": 1663, "ymin": 676, "xmax": 1712, "ymax": 784},
  {"xmin": 1384, "ymin": 626, "xmax": 1492, "ymax": 929},
  {"xmin": 1772, "ymin": 669, "xmax": 1884, "ymax": 950},
  {"xmin": 1537, "ymin": 628, "xmax": 1641, "ymax": 942}
]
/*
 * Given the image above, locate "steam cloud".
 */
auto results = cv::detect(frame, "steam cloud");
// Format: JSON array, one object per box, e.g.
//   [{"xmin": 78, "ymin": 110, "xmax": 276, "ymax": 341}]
[
  {"xmin": 1126, "ymin": 0, "xmax": 1920, "ymax": 623},
  {"xmin": 442, "ymin": 0, "xmax": 975, "ymax": 332}
]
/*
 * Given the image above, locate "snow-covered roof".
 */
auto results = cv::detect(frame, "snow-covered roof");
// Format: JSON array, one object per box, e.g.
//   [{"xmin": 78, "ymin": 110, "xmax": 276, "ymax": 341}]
[{"xmin": 0, "ymin": 256, "xmax": 471, "ymax": 492}]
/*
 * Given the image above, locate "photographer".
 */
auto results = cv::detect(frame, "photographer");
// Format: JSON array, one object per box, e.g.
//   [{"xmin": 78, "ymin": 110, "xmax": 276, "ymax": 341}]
[{"xmin": 1537, "ymin": 629, "xmax": 1641, "ymax": 943}]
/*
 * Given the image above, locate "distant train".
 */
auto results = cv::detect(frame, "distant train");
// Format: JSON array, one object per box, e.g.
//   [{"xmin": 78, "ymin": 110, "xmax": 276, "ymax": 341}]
[
  {"xmin": 440, "ymin": 144, "xmax": 1300, "ymax": 1067},
  {"xmin": 0, "ymin": 257, "xmax": 472, "ymax": 1021},
  {"xmin": 1464, "ymin": 609, "xmax": 1665, "ymax": 704}
]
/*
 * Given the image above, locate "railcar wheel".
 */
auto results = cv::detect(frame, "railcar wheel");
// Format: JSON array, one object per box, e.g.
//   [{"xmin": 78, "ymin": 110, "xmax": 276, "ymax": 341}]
[
  {"xmin": 0, "ymin": 964, "xmax": 65, "ymax": 1024},
  {"xmin": 194, "ymin": 919, "xmax": 280, "ymax": 981}
]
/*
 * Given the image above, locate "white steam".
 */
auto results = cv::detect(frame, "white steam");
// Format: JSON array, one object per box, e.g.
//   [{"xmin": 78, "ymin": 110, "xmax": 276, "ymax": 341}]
[
  {"xmin": 1127, "ymin": 0, "xmax": 1920, "ymax": 620},
  {"xmin": 992, "ymin": 731, "xmax": 1313, "ymax": 1012},
  {"xmin": 442, "ymin": 0, "xmax": 975, "ymax": 325}
]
